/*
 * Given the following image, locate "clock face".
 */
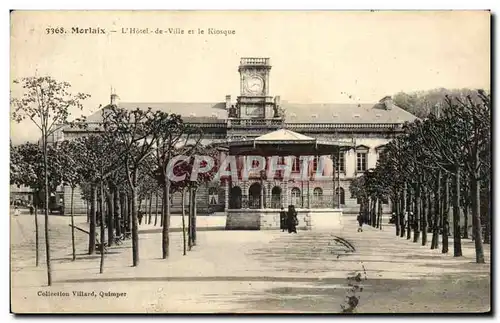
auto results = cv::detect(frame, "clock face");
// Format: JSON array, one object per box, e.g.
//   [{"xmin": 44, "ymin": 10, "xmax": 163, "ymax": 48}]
[{"xmin": 244, "ymin": 75, "xmax": 264, "ymax": 95}]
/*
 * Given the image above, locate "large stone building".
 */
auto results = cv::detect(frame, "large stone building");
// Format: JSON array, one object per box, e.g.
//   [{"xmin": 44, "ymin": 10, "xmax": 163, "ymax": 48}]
[{"xmin": 61, "ymin": 57, "xmax": 417, "ymax": 216}]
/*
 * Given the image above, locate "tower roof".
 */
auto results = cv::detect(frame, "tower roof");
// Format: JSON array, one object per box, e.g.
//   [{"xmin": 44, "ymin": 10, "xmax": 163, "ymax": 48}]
[{"xmin": 255, "ymin": 129, "xmax": 314, "ymax": 141}]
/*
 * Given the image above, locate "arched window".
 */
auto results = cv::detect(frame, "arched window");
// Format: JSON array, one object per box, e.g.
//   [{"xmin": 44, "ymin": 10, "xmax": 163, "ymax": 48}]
[
  {"xmin": 271, "ymin": 186, "xmax": 282, "ymax": 209},
  {"xmin": 248, "ymin": 183, "xmax": 262, "ymax": 209},
  {"xmin": 208, "ymin": 187, "xmax": 218, "ymax": 205},
  {"xmin": 313, "ymin": 187, "xmax": 323, "ymax": 201},
  {"xmin": 335, "ymin": 187, "xmax": 345, "ymax": 206},
  {"xmin": 291, "ymin": 187, "xmax": 301, "ymax": 207},
  {"xmin": 229, "ymin": 186, "xmax": 242, "ymax": 209}
]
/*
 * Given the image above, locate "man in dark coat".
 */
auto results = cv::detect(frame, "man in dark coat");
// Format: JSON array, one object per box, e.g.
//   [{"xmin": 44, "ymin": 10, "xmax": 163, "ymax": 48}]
[
  {"xmin": 357, "ymin": 213, "xmax": 363, "ymax": 232},
  {"xmin": 287, "ymin": 205, "xmax": 298, "ymax": 234},
  {"xmin": 279, "ymin": 207, "xmax": 287, "ymax": 232}
]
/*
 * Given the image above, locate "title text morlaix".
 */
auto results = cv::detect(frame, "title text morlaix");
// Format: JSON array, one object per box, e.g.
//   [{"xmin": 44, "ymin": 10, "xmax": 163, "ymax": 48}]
[{"xmin": 72, "ymin": 27, "xmax": 105, "ymax": 34}]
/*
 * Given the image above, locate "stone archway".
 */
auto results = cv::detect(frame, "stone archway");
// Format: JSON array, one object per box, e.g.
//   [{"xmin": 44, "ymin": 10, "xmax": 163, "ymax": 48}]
[
  {"xmin": 248, "ymin": 183, "xmax": 262, "ymax": 209},
  {"xmin": 271, "ymin": 186, "xmax": 282, "ymax": 209},
  {"xmin": 229, "ymin": 186, "xmax": 242, "ymax": 209}
]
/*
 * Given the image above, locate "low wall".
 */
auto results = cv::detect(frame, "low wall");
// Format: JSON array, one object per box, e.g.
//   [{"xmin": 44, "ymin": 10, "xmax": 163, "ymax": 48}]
[
  {"xmin": 226, "ymin": 208, "xmax": 343, "ymax": 230},
  {"xmin": 168, "ymin": 215, "xmax": 227, "ymax": 229}
]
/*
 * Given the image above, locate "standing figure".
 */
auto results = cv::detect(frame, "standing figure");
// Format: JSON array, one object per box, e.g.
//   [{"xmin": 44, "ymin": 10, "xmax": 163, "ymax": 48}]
[
  {"xmin": 14, "ymin": 206, "xmax": 20, "ymax": 217},
  {"xmin": 29, "ymin": 204, "xmax": 34, "ymax": 215},
  {"xmin": 279, "ymin": 207, "xmax": 287, "ymax": 232},
  {"xmin": 287, "ymin": 205, "xmax": 298, "ymax": 234},
  {"xmin": 357, "ymin": 212, "xmax": 363, "ymax": 232}
]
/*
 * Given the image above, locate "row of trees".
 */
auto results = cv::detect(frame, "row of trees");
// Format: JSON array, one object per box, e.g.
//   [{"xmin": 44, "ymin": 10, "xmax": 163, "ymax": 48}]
[
  {"xmin": 11, "ymin": 76, "xmax": 220, "ymax": 286},
  {"xmin": 351, "ymin": 90, "xmax": 491, "ymax": 263}
]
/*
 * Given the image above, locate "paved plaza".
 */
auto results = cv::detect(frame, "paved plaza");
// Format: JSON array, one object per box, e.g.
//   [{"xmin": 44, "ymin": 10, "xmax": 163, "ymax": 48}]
[{"xmin": 11, "ymin": 212, "xmax": 490, "ymax": 313}]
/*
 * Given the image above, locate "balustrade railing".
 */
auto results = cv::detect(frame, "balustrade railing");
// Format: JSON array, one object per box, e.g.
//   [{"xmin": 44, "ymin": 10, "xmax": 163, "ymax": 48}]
[{"xmin": 240, "ymin": 57, "xmax": 270, "ymax": 65}]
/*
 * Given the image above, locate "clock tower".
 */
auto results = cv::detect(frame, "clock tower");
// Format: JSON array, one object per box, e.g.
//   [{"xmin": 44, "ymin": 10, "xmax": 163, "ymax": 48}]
[{"xmin": 233, "ymin": 57, "xmax": 281, "ymax": 120}]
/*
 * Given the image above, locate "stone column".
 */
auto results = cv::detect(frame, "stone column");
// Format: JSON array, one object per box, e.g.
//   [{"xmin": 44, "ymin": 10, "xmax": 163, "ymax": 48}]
[
  {"xmin": 224, "ymin": 180, "xmax": 229, "ymax": 213},
  {"xmin": 242, "ymin": 181, "xmax": 248, "ymax": 209},
  {"xmin": 331, "ymin": 153, "xmax": 336, "ymax": 208},
  {"xmin": 283, "ymin": 181, "xmax": 289, "ymax": 207},
  {"xmin": 260, "ymin": 181, "xmax": 264, "ymax": 209},
  {"xmin": 307, "ymin": 180, "xmax": 311, "ymax": 209},
  {"xmin": 266, "ymin": 182, "xmax": 272, "ymax": 208}
]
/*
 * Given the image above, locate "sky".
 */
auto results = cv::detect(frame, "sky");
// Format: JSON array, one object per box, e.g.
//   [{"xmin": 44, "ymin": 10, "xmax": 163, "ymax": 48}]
[{"xmin": 9, "ymin": 10, "xmax": 491, "ymax": 144}]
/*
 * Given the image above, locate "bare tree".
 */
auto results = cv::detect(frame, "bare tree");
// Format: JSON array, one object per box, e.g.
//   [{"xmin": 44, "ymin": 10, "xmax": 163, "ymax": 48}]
[{"xmin": 11, "ymin": 76, "xmax": 89, "ymax": 285}]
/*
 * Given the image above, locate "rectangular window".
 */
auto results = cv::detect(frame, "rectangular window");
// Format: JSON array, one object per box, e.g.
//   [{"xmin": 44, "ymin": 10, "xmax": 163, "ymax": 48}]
[
  {"xmin": 334, "ymin": 153, "xmax": 345, "ymax": 173},
  {"xmin": 312, "ymin": 156, "xmax": 319, "ymax": 172},
  {"xmin": 356, "ymin": 153, "xmax": 367, "ymax": 172},
  {"xmin": 292, "ymin": 157, "xmax": 300, "ymax": 173}
]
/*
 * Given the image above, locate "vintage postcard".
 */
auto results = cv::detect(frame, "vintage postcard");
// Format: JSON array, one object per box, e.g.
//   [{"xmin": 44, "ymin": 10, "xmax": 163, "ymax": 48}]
[{"xmin": 10, "ymin": 10, "xmax": 491, "ymax": 314}]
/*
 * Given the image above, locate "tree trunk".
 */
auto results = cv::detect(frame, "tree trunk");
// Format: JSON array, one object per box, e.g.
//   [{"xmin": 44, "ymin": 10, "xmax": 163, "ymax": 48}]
[
  {"xmin": 452, "ymin": 167, "xmax": 462, "ymax": 257},
  {"xmin": 123, "ymin": 193, "xmax": 129, "ymax": 233},
  {"xmin": 131, "ymin": 170, "xmax": 140, "ymax": 266},
  {"xmin": 86, "ymin": 200, "xmax": 90, "ymax": 223},
  {"xmin": 442, "ymin": 175, "xmax": 449, "ymax": 254},
  {"xmin": 470, "ymin": 174, "xmax": 485, "ymax": 263},
  {"xmin": 463, "ymin": 203, "xmax": 469, "ymax": 239},
  {"xmin": 413, "ymin": 182, "xmax": 420, "ymax": 243},
  {"xmin": 192, "ymin": 188, "xmax": 198, "ymax": 246},
  {"xmin": 394, "ymin": 195, "xmax": 400, "ymax": 236},
  {"xmin": 154, "ymin": 190, "xmax": 159, "ymax": 226},
  {"xmin": 188, "ymin": 187, "xmax": 193, "ymax": 250},
  {"xmin": 377, "ymin": 199, "xmax": 382, "ymax": 230},
  {"xmin": 70, "ymin": 186, "xmax": 76, "ymax": 261},
  {"xmin": 34, "ymin": 193, "xmax": 39, "ymax": 267},
  {"xmin": 43, "ymin": 142, "xmax": 52, "ymax": 286},
  {"xmin": 160, "ymin": 190, "xmax": 165, "ymax": 228},
  {"xmin": 127, "ymin": 193, "xmax": 132, "ymax": 232},
  {"xmin": 89, "ymin": 185, "xmax": 97, "ymax": 254},
  {"xmin": 161, "ymin": 179, "xmax": 170, "ymax": 259},
  {"xmin": 406, "ymin": 188, "xmax": 411, "ymax": 240},
  {"xmin": 148, "ymin": 193, "xmax": 153, "ymax": 225},
  {"xmin": 181, "ymin": 188, "xmax": 187, "ymax": 256},
  {"xmin": 421, "ymin": 191, "xmax": 429, "ymax": 246},
  {"xmin": 114, "ymin": 190, "xmax": 121, "ymax": 237},
  {"xmin": 107, "ymin": 190, "xmax": 114, "ymax": 247},
  {"xmin": 431, "ymin": 171, "xmax": 441, "ymax": 250},
  {"xmin": 484, "ymin": 178, "xmax": 491, "ymax": 244},
  {"xmin": 400, "ymin": 185, "xmax": 406, "ymax": 238},
  {"xmin": 99, "ymin": 180, "xmax": 106, "ymax": 273}
]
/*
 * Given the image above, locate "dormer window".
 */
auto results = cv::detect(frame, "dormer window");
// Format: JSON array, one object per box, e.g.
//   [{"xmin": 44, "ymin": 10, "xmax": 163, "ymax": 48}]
[
  {"xmin": 312, "ymin": 114, "xmax": 318, "ymax": 119},
  {"xmin": 353, "ymin": 114, "xmax": 360, "ymax": 118}
]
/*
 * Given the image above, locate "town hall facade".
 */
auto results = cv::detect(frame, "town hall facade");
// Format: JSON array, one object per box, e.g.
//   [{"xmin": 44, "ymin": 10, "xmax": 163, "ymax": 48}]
[{"xmin": 60, "ymin": 57, "xmax": 418, "ymax": 216}]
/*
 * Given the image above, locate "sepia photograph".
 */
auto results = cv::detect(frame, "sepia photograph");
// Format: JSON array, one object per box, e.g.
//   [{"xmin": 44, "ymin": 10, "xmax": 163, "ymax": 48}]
[{"xmin": 9, "ymin": 10, "xmax": 491, "ymax": 314}]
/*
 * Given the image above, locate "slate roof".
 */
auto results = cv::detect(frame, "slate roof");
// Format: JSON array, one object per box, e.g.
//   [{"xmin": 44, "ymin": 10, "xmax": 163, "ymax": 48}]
[{"xmin": 84, "ymin": 100, "xmax": 417, "ymax": 124}]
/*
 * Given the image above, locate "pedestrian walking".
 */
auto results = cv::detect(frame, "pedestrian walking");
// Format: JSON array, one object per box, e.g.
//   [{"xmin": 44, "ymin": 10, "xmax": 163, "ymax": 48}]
[
  {"xmin": 279, "ymin": 207, "xmax": 287, "ymax": 232},
  {"xmin": 357, "ymin": 212, "xmax": 363, "ymax": 232},
  {"xmin": 138, "ymin": 211, "xmax": 144, "ymax": 225},
  {"xmin": 287, "ymin": 205, "xmax": 298, "ymax": 234}
]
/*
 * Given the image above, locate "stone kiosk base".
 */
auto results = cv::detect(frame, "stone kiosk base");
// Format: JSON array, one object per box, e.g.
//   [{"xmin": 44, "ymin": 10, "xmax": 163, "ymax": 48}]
[{"xmin": 225, "ymin": 208, "xmax": 343, "ymax": 230}]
